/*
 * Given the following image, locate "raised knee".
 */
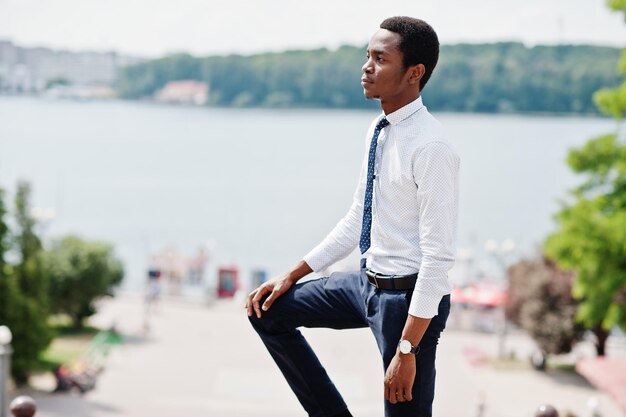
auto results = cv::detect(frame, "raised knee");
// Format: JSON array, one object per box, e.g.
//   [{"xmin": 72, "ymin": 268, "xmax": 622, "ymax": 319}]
[
  {"xmin": 248, "ymin": 311, "xmax": 293, "ymax": 335},
  {"xmin": 248, "ymin": 312, "xmax": 277, "ymax": 332},
  {"xmin": 247, "ymin": 313, "xmax": 265, "ymax": 330}
]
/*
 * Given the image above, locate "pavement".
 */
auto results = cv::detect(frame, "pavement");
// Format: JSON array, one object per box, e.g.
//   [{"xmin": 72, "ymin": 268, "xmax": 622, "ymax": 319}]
[{"xmin": 11, "ymin": 293, "xmax": 626, "ymax": 417}]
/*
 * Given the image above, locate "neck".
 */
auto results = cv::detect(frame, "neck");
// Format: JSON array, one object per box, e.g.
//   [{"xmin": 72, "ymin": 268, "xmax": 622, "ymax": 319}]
[{"xmin": 380, "ymin": 91, "xmax": 420, "ymax": 115}]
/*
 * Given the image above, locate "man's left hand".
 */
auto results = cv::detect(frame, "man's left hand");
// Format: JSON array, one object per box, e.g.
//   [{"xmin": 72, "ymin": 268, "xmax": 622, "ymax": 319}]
[{"xmin": 384, "ymin": 352, "xmax": 416, "ymax": 404}]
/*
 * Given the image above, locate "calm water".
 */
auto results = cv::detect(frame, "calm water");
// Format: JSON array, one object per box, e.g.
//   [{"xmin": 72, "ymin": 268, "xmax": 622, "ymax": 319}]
[{"xmin": 0, "ymin": 97, "xmax": 618, "ymax": 291}]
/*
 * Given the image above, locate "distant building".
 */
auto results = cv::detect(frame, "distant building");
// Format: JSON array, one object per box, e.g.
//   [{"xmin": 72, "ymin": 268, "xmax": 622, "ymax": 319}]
[
  {"xmin": 43, "ymin": 84, "xmax": 117, "ymax": 100},
  {"xmin": 154, "ymin": 80, "xmax": 209, "ymax": 105},
  {"xmin": 0, "ymin": 39, "xmax": 143, "ymax": 94}
]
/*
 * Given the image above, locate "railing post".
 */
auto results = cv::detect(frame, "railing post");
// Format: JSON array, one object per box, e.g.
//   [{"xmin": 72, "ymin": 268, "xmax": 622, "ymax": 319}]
[
  {"xmin": 0, "ymin": 326, "xmax": 13, "ymax": 417},
  {"xmin": 535, "ymin": 404, "xmax": 559, "ymax": 417},
  {"xmin": 9, "ymin": 396, "xmax": 36, "ymax": 417}
]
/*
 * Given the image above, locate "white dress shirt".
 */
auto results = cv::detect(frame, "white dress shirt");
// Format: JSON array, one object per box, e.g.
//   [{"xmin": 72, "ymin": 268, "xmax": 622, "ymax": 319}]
[{"xmin": 304, "ymin": 96, "xmax": 460, "ymax": 318}]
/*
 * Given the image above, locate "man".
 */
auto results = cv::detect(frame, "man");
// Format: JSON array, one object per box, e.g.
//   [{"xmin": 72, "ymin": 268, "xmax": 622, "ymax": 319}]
[{"xmin": 245, "ymin": 16, "xmax": 459, "ymax": 417}]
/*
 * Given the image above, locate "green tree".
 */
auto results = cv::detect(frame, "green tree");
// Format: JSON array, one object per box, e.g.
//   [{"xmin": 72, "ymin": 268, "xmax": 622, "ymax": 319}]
[
  {"xmin": 1, "ymin": 182, "xmax": 53, "ymax": 385},
  {"xmin": 117, "ymin": 43, "xmax": 621, "ymax": 114},
  {"xmin": 46, "ymin": 235, "xmax": 124, "ymax": 329},
  {"xmin": 0, "ymin": 187, "xmax": 9, "ymax": 290},
  {"xmin": 505, "ymin": 257, "xmax": 584, "ymax": 367},
  {"xmin": 13, "ymin": 181, "xmax": 48, "ymax": 302},
  {"xmin": 544, "ymin": 2, "xmax": 626, "ymax": 356},
  {"xmin": 0, "ymin": 187, "xmax": 18, "ymax": 329}
]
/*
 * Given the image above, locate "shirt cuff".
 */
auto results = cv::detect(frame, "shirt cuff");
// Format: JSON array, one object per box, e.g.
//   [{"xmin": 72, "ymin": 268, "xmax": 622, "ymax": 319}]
[
  {"xmin": 303, "ymin": 245, "xmax": 334, "ymax": 273},
  {"xmin": 408, "ymin": 276, "xmax": 451, "ymax": 318},
  {"xmin": 408, "ymin": 290, "xmax": 443, "ymax": 318}
]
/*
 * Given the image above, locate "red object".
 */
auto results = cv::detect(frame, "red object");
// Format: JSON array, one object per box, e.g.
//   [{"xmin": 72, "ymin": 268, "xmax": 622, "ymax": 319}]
[
  {"xmin": 217, "ymin": 266, "xmax": 239, "ymax": 298},
  {"xmin": 451, "ymin": 285, "xmax": 507, "ymax": 307}
]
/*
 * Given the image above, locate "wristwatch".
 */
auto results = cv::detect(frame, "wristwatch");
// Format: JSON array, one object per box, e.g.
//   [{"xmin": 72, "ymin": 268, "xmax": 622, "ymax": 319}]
[{"xmin": 398, "ymin": 339, "xmax": 419, "ymax": 355}]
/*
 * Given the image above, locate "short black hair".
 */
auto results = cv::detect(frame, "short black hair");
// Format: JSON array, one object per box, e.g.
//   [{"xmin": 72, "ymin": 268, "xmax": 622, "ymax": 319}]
[{"xmin": 380, "ymin": 16, "xmax": 439, "ymax": 91}]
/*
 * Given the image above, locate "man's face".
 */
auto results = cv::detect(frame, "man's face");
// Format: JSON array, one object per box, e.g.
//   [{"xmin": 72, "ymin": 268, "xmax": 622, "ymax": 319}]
[{"xmin": 361, "ymin": 29, "xmax": 412, "ymax": 101}]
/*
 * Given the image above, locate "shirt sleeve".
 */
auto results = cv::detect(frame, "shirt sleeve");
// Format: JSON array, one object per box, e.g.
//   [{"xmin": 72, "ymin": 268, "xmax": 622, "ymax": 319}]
[
  {"xmin": 409, "ymin": 141, "xmax": 460, "ymax": 318},
  {"xmin": 303, "ymin": 124, "xmax": 375, "ymax": 272}
]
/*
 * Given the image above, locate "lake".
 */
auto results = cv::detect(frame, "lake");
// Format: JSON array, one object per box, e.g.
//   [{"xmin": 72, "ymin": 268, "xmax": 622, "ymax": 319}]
[{"xmin": 0, "ymin": 97, "xmax": 618, "ymax": 292}]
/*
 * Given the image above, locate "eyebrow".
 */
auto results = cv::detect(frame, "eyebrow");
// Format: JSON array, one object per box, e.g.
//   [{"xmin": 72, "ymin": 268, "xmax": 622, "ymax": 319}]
[{"xmin": 367, "ymin": 49, "xmax": 387, "ymax": 56}]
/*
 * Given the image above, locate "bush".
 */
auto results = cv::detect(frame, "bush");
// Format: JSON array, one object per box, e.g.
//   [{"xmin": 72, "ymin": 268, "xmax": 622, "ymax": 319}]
[
  {"xmin": 506, "ymin": 257, "xmax": 584, "ymax": 358},
  {"xmin": 46, "ymin": 236, "xmax": 124, "ymax": 329}
]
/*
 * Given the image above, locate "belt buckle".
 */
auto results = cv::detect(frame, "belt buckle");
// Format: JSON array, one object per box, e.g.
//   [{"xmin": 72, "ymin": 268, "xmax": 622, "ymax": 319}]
[
  {"xmin": 373, "ymin": 273, "xmax": 383, "ymax": 289},
  {"xmin": 368, "ymin": 271, "xmax": 378, "ymax": 288},
  {"xmin": 368, "ymin": 270, "xmax": 381, "ymax": 288},
  {"xmin": 374, "ymin": 272, "xmax": 395, "ymax": 290}
]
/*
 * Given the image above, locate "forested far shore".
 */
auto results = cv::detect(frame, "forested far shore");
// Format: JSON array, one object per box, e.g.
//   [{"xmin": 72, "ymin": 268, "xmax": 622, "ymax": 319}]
[{"xmin": 117, "ymin": 42, "xmax": 624, "ymax": 114}]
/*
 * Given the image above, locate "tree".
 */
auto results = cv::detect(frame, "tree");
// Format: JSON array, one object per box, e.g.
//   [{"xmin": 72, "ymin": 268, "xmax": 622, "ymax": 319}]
[
  {"xmin": 505, "ymin": 257, "xmax": 584, "ymax": 367},
  {"xmin": 46, "ymin": 235, "xmax": 124, "ymax": 329},
  {"xmin": 544, "ymin": 3, "xmax": 626, "ymax": 356},
  {"xmin": 116, "ymin": 43, "xmax": 621, "ymax": 114},
  {"xmin": 0, "ymin": 187, "xmax": 9, "ymax": 293},
  {"xmin": 0, "ymin": 187, "xmax": 18, "ymax": 328},
  {"xmin": 13, "ymin": 181, "xmax": 48, "ymax": 302},
  {"xmin": 0, "ymin": 182, "xmax": 52, "ymax": 385}
]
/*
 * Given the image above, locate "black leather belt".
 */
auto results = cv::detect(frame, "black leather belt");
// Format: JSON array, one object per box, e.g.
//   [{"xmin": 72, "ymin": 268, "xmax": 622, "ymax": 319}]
[{"xmin": 365, "ymin": 270, "xmax": 418, "ymax": 290}]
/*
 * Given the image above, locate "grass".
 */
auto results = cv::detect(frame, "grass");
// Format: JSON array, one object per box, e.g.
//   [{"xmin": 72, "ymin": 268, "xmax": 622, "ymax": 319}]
[
  {"xmin": 36, "ymin": 335, "xmax": 92, "ymax": 372},
  {"xmin": 35, "ymin": 315, "xmax": 102, "ymax": 372},
  {"xmin": 486, "ymin": 353, "xmax": 579, "ymax": 373},
  {"xmin": 488, "ymin": 356, "xmax": 531, "ymax": 370},
  {"xmin": 549, "ymin": 361, "xmax": 577, "ymax": 373},
  {"xmin": 48, "ymin": 314, "xmax": 100, "ymax": 336}
]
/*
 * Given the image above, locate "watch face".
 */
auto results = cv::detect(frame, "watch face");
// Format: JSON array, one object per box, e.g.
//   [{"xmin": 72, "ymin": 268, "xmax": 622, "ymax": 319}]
[{"xmin": 400, "ymin": 340, "xmax": 412, "ymax": 354}]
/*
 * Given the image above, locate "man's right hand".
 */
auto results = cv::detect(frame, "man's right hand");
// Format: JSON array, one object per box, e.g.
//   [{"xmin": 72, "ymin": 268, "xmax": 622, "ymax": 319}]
[{"xmin": 245, "ymin": 260, "xmax": 313, "ymax": 318}]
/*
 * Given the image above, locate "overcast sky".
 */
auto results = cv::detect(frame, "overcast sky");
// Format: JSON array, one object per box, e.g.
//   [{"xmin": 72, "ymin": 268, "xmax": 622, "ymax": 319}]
[{"xmin": 1, "ymin": 0, "xmax": 625, "ymax": 57}]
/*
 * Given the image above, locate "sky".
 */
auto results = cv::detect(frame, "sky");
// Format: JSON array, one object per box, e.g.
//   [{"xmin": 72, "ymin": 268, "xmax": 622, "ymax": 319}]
[{"xmin": 1, "ymin": 0, "xmax": 625, "ymax": 57}]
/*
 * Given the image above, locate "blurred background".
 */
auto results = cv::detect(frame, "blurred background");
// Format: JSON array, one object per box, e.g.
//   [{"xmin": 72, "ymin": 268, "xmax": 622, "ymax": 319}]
[{"xmin": 0, "ymin": 1, "xmax": 625, "ymax": 417}]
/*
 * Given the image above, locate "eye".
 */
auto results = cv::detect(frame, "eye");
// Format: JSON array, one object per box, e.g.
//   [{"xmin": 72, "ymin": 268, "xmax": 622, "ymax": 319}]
[{"xmin": 376, "ymin": 57, "xmax": 384, "ymax": 63}]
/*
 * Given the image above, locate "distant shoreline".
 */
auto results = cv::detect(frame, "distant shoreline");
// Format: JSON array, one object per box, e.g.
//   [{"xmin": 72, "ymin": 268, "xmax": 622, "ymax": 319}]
[
  {"xmin": 1, "ymin": 41, "xmax": 621, "ymax": 116},
  {"xmin": 0, "ymin": 94, "xmax": 613, "ymax": 120}
]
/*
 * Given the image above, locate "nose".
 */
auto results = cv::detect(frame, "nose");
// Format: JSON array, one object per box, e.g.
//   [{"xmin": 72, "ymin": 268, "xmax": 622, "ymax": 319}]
[{"xmin": 362, "ymin": 57, "xmax": 374, "ymax": 74}]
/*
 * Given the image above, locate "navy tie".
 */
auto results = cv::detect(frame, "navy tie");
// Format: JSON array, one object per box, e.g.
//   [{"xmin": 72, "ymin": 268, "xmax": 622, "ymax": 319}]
[{"xmin": 359, "ymin": 117, "xmax": 389, "ymax": 254}]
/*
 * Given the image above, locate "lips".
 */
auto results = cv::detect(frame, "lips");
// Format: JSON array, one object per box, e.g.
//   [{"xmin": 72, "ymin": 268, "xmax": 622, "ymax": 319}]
[{"xmin": 361, "ymin": 78, "xmax": 373, "ymax": 86}]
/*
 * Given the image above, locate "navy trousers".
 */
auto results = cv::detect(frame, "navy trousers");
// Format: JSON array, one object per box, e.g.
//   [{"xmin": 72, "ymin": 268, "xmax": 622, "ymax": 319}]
[{"xmin": 248, "ymin": 261, "xmax": 450, "ymax": 417}]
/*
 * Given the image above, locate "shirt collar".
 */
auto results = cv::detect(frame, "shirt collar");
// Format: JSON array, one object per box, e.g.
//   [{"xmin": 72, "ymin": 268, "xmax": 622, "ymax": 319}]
[{"xmin": 383, "ymin": 96, "xmax": 424, "ymax": 126}]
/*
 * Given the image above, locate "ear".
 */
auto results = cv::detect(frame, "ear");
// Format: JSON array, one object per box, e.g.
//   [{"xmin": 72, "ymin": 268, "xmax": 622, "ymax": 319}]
[{"xmin": 407, "ymin": 64, "xmax": 426, "ymax": 86}]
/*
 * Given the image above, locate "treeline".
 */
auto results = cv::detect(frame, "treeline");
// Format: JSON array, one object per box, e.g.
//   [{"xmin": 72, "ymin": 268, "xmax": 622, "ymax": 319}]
[{"xmin": 117, "ymin": 42, "xmax": 623, "ymax": 114}]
